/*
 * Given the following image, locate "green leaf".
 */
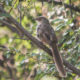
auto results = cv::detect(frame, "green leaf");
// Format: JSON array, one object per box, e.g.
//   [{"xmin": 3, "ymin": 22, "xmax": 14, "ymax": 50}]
[
  {"xmin": 40, "ymin": 75, "xmax": 58, "ymax": 80},
  {"xmin": 51, "ymin": 19, "xmax": 63, "ymax": 24},
  {"xmin": 0, "ymin": 13, "xmax": 10, "ymax": 17},
  {"xmin": 56, "ymin": 23, "xmax": 65, "ymax": 31}
]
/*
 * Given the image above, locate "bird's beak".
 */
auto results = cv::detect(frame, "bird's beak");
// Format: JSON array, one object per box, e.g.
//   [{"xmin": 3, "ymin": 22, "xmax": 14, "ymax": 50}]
[{"xmin": 34, "ymin": 17, "xmax": 39, "ymax": 21}]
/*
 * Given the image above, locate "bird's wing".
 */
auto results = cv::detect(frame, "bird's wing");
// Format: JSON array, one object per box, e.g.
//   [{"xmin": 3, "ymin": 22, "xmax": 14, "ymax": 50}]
[{"xmin": 42, "ymin": 24, "xmax": 58, "ymax": 45}]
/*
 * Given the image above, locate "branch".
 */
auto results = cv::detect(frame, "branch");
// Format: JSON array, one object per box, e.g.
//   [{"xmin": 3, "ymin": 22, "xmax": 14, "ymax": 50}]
[
  {"xmin": 38, "ymin": 0, "xmax": 80, "ymax": 13},
  {"xmin": 0, "ymin": 7, "xmax": 80, "ymax": 75},
  {"xmin": 0, "ymin": 20, "xmax": 20, "ymax": 35}
]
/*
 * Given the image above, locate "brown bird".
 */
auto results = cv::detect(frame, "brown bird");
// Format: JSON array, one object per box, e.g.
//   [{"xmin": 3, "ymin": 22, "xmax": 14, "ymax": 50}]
[{"xmin": 35, "ymin": 16, "xmax": 66, "ymax": 77}]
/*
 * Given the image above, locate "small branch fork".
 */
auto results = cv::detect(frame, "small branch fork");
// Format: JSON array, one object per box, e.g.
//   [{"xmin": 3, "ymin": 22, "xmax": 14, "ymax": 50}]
[{"xmin": 0, "ymin": 7, "xmax": 80, "ymax": 75}]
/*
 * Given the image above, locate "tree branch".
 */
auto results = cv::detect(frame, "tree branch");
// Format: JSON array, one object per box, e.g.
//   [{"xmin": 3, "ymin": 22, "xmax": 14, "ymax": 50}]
[
  {"xmin": 0, "ymin": 7, "xmax": 80, "ymax": 75},
  {"xmin": 38, "ymin": 0, "xmax": 80, "ymax": 13},
  {"xmin": 0, "ymin": 20, "xmax": 20, "ymax": 35}
]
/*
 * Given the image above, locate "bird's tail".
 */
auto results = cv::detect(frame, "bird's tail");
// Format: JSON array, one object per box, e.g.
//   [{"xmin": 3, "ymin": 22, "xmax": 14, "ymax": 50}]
[{"xmin": 51, "ymin": 43, "xmax": 66, "ymax": 77}]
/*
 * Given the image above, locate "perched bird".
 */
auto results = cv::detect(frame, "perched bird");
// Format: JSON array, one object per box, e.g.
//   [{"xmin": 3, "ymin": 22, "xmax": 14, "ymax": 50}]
[{"xmin": 35, "ymin": 16, "xmax": 66, "ymax": 77}]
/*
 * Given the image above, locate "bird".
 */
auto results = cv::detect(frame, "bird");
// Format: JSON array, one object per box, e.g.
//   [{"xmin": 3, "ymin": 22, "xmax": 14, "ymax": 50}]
[{"xmin": 35, "ymin": 16, "xmax": 66, "ymax": 77}]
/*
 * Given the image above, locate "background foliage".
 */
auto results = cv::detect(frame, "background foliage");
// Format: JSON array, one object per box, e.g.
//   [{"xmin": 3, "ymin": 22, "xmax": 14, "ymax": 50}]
[{"xmin": 0, "ymin": 0, "xmax": 80, "ymax": 80}]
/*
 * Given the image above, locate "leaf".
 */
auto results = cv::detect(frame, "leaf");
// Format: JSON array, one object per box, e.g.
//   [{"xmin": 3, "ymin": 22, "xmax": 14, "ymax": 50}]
[
  {"xmin": 51, "ymin": 19, "xmax": 63, "ymax": 24},
  {"xmin": 35, "ymin": 73, "xmax": 45, "ymax": 80},
  {"xmin": 63, "ymin": 31, "xmax": 68, "ymax": 36},
  {"xmin": 67, "ymin": 40, "xmax": 72, "ymax": 45},
  {"xmin": 69, "ymin": 31, "xmax": 74, "ymax": 36},
  {"xmin": 5, "ymin": 0, "xmax": 13, "ymax": 6},
  {"xmin": 0, "ymin": 36, "xmax": 8, "ymax": 45},
  {"xmin": 78, "ymin": 45, "xmax": 80, "ymax": 53},
  {"xmin": 0, "ymin": 13, "xmax": 10, "ymax": 17},
  {"xmin": 0, "ymin": 17, "xmax": 5, "ymax": 20},
  {"xmin": 22, "ymin": 40, "xmax": 31, "ymax": 49},
  {"xmin": 56, "ymin": 23, "xmax": 65, "ymax": 31},
  {"xmin": 40, "ymin": 75, "xmax": 58, "ymax": 80}
]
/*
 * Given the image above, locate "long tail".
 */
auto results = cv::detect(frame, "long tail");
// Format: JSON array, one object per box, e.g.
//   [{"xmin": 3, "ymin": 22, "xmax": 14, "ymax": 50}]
[{"xmin": 51, "ymin": 43, "xmax": 66, "ymax": 77}]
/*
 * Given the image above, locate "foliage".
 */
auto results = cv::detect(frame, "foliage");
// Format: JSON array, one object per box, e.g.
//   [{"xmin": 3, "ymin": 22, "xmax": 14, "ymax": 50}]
[{"xmin": 0, "ymin": 0, "xmax": 80, "ymax": 80}]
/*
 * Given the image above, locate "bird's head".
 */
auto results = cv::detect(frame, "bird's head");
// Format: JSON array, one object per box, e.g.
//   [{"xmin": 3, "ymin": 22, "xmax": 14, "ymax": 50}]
[{"xmin": 35, "ymin": 16, "xmax": 49, "ymax": 24}]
